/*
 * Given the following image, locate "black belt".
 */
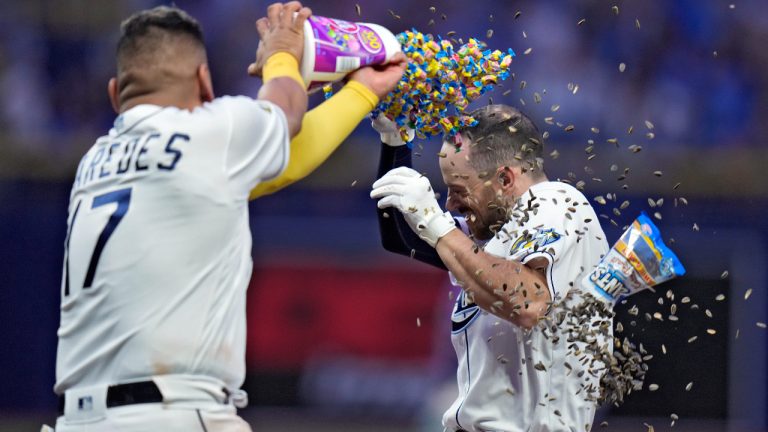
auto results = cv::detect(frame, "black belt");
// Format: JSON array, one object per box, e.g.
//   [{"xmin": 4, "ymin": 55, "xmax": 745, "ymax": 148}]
[{"xmin": 58, "ymin": 380, "xmax": 163, "ymax": 416}]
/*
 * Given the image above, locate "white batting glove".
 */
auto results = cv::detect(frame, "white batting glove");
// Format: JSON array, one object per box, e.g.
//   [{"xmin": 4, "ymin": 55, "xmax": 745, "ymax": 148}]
[
  {"xmin": 371, "ymin": 167, "xmax": 456, "ymax": 247},
  {"xmin": 371, "ymin": 114, "xmax": 414, "ymax": 147}
]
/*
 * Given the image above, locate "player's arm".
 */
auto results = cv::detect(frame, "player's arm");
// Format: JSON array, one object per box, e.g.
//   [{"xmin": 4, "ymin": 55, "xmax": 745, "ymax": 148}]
[
  {"xmin": 249, "ymin": 53, "xmax": 408, "ymax": 199},
  {"xmin": 374, "ymin": 122, "xmax": 449, "ymax": 270},
  {"xmin": 434, "ymin": 230, "xmax": 551, "ymax": 329},
  {"xmin": 371, "ymin": 167, "xmax": 549, "ymax": 328},
  {"xmin": 254, "ymin": 2, "xmax": 311, "ymax": 138},
  {"xmin": 249, "ymin": 80, "xmax": 378, "ymax": 198}
]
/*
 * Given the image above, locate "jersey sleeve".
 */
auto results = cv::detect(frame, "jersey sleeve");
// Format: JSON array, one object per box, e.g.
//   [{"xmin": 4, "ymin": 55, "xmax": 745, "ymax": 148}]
[
  {"xmin": 503, "ymin": 194, "xmax": 584, "ymax": 302},
  {"xmin": 219, "ymin": 96, "xmax": 291, "ymax": 198}
]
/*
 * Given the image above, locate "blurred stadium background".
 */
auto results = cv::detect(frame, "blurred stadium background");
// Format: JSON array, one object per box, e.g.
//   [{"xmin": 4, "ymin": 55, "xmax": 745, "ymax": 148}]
[{"xmin": 1, "ymin": 0, "xmax": 767, "ymax": 430}]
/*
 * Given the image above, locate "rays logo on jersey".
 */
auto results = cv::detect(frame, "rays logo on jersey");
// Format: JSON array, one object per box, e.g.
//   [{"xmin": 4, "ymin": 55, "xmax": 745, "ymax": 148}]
[
  {"xmin": 509, "ymin": 228, "xmax": 561, "ymax": 256},
  {"xmin": 452, "ymin": 291, "xmax": 480, "ymax": 333}
]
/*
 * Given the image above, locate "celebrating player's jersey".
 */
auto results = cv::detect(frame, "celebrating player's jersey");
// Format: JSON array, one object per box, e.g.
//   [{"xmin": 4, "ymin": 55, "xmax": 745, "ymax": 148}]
[
  {"xmin": 443, "ymin": 181, "xmax": 610, "ymax": 432},
  {"xmin": 56, "ymin": 97, "xmax": 288, "ymax": 394}
]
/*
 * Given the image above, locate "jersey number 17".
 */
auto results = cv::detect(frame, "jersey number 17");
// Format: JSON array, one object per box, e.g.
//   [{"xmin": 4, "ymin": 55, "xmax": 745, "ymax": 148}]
[{"xmin": 63, "ymin": 187, "xmax": 132, "ymax": 296}]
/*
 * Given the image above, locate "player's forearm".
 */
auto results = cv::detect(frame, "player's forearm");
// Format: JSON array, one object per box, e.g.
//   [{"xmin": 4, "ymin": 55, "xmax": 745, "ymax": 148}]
[
  {"xmin": 435, "ymin": 229, "xmax": 549, "ymax": 328},
  {"xmin": 249, "ymin": 80, "xmax": 378, "ymax": 199},
  {"xmin": 376, "ymin": 144, "xmax": 448, "ymax": 270},
  {"xmin": 257, "ymin": 53, "xmax": 308, "ymax": 138}
]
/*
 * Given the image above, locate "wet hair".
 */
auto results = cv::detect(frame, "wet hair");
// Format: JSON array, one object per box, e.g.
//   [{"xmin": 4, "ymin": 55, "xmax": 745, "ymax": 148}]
[
  {"xmin": 458, "ymin": 105, "xmax": 545, "ymax": 179},
  {"xmin": 116, "ymin": 6, "xmax": 205, "ymax": 70}
]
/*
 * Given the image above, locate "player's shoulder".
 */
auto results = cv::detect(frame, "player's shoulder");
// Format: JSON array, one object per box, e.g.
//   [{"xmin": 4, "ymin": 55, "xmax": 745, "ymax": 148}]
[
  {"xmin": 204, "ymin": 95, "xmax": 279, "ymax": 115},
  {"xmin": 528, "ymin": 180, "xmax": 589, "ymax": 205},
  {"xmin": 504, "ymin": 180, "xmax": 597, "ymax": 235}
]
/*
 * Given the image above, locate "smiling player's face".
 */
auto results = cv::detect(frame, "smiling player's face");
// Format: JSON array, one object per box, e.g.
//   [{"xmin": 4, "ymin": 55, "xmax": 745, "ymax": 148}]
[{"xmin": 439, "ymin": 140, "xmax": 505, "ymax": 241}]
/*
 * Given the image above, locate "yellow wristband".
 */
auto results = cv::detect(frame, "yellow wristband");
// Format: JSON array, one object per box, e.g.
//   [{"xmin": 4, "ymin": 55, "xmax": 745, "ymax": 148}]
[{"xmin": 263, "ymin": 52, "xmax": 305, "ymax": 88}]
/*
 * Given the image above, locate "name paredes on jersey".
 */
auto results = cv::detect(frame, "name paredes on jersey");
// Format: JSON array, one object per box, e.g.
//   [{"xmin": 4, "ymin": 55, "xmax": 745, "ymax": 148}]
[{"xmin": 73, "ymin": 132, "xmax": 188, "ymax": 189}]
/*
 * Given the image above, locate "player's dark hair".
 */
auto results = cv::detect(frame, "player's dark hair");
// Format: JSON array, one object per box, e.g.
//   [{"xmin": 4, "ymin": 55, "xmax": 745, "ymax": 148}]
[
  {"xmin": 459, "ymin": 105, "xmax": 545, "ymax": 179},
  {"xmin": 117, "ymin": 6, "xmax": 205, "ymax": 66}
]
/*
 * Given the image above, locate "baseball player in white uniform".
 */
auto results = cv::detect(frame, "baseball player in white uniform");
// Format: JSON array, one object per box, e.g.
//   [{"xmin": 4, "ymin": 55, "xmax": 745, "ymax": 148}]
[
  {"xmin": 51, "ymin": 2, "xmax": 403, "ymax": 431},
  {"xmin": 371, "ymin": 105, "xmax": 611, "ymax": 431},
  {"xmin": 54, "ymin": 3, "xmax": 406, "ymax": 429}
]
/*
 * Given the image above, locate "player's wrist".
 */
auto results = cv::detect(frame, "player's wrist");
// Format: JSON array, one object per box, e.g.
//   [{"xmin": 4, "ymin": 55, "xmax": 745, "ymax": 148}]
[
  {"xmin": 344, "ymin": 80, "xmax": 380, "ymax": 109},
  {"xmin": 371, "ymin": 113, "xmax": 412, "ymax": 146},
  {"xmin": 263, "ymin": 52, "xmax": 305, "ymax": 89},
  {"xmin": 418, "ymin": 211, "xmax": 456, "ymax": 248}
]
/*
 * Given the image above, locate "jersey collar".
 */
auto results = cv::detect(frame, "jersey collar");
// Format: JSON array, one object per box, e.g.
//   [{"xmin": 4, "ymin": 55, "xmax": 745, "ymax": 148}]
[{"xmin": 109, "ymin": 104, "xmax": 164, "ymax": 137}]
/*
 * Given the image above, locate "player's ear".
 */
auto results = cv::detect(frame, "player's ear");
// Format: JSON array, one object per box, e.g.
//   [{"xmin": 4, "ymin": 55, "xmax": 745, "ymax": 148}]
[
  {"xmin": 496, "ymin": 166, "xmax": 514, "ymax": 189},
  {"xmin": 197, "ymin": 63, "xmax": 214, "ymax": 103},
  {"xmin": 108, "ymin": 78, "xmax": 120, "ymax": 114}
]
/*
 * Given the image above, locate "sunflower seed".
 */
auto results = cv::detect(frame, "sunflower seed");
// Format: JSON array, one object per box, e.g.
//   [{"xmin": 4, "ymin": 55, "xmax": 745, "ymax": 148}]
[
  {"xmin": 578, "ymin": 18, "xmax": 586, "ymax": 26},
  {"xmin": 486, "ymin": 29, "xmax": 494, "ymax": 38},
  {"xmin": 715, "ymin": 294, "xmax": 725, "ymax": 301},
  {"xmin": 745, "ymin": 288, "xmax": 753, "ymax": 300},
  {"xmin": 685, "ymin": 381, "xmax": 693, "ymax": 391},
  {"xmin": 515, "ymin": 10, "xmax": 522, "ymax": 19},
  {"xmin": 720, "ymin": 270, "xmax": 729, "ymax": 279},
  {"xmin": 619, "ymin": 62, "xmax": 626, "ymax": 72},
  {"xmin": 648, "ymin": 383, "xmax": 659, "ymax": 391},
  {"xmin": 707, "ymin": 329, "xmax": 716, "ymax": 335},
  {"xmin": 758, "ymin": 322, "xmax": 767, "ymax": 329}
]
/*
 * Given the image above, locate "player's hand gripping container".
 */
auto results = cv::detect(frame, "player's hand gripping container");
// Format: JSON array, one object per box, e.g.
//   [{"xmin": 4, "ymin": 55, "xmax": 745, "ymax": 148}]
[
  {"xmin": 300, "ymin": 15, "xmax": 402, "ymax": 92},
  {"xmin": 582, "ymin": 212, "xmax": 686, "ymax": 305}
]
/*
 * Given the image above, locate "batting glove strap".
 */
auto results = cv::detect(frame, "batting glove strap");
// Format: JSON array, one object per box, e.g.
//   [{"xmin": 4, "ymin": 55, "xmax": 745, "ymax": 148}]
[{"xmin": 417, "ymin": 210, "xmax": 456, "ymax": 248}]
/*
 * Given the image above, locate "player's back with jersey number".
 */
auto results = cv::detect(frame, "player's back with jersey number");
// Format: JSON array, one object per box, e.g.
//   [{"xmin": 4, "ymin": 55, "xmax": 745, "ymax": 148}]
[{"xmin": 56, "ymin": 96, "xmax": 289, "ymax": 394}]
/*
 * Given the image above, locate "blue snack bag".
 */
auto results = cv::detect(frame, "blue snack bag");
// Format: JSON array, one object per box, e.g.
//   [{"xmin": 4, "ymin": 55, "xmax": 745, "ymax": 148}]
[{"xmin": 582, "ymin": 212, "xmax": 686, "ymax": 304}]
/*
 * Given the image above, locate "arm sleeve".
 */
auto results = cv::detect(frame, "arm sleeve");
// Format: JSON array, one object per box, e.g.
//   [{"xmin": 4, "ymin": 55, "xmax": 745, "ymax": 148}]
[
  {"xmin": 376, "ymin": 143, "xmax": 450, "ymax": 271},
  {"xmin": 221, "ymin": 96, "xmax": 291, "ymax": 198},
  {"xmin": 248, "ymin": 80, "xmax": 379, "ymax": 199}
]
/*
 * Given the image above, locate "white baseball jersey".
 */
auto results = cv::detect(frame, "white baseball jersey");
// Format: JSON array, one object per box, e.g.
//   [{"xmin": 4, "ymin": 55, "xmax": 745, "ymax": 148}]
[
  {"xmin": 55, "ymin": 96, "xmax": 289, "ymax": 394},
  {"xmin": 443, "ymin": 181, "xmax": 611, "ymax": 432}
]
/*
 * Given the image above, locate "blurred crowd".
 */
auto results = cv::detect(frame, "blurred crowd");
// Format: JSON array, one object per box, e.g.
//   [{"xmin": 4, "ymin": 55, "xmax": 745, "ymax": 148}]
[{"xmin": 0, "ymin": 0, "xmax": 765, "ymax": 169}]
